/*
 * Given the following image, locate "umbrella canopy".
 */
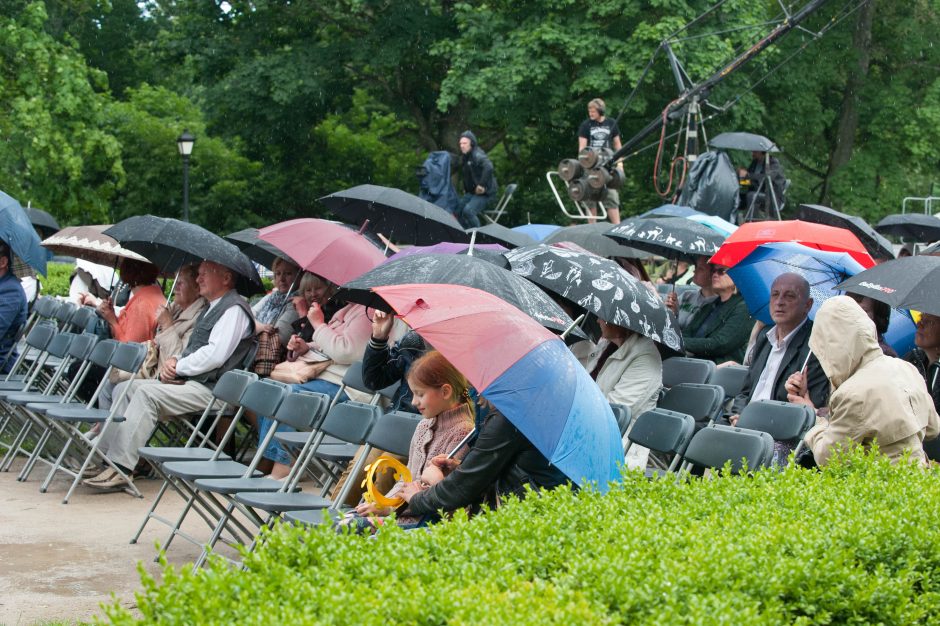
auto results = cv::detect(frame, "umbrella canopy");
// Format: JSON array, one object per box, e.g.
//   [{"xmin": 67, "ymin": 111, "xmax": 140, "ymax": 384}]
[
  {"xmin": 505, "ymin": 244, "xmax": 683, "ymax": 351},
  {"xmin": 258, "ymin": 218, "xmax": 385, "ymax": 286},
  {"xmin": 372, "ymin": 283, "xmax": 622, "ymax": 490},
  {"xmin": 41, "ymin": 225, "xmax": 149, "ymax": 267},
  {"xmin": 709, "ymin": 132, "xmax": 779, "ymax": 153},
  {"xmin": 606, "ymin": 217, "xmax": 725, "ymax": 260},
  {"xmin": 797, "ymin": 204, "xmax": 895, "ymax": 261},
  {"xmin": 709, "ymin": 220, "xmax": 875, "ymax": 269},
  {"xmin": 225, "ymin": 227, "xmax": 295, "ymax": 269},
  {"xmin": 542, "ymin": 222, "xmax": 650, "ymax": 259},
  {"xmin": 27, "ymin": 207, "xmax": 60, "ymax": 240},
  {"xmin": 0, "ymin": 190, "xmax": 47, "ymax": 275},
  {"xmin": 468, "ymin": 223, "xmax": 535, "ymax": 249},
  {"xmin": 686, "ymin": 214, "xmax": 738, "ymax": 237},
  {"xmin": 385, "ymin": 242, "xmax": 508, "ymax": 264},
  {"xmin": 320, "ymin": 184, "xmax": 468, "ymax": 246},
  {"xmin": 639, "ymin": 204, "xmax": 703, "ymax": 219},
  {"xmin": 334, "ymin": 253, "xmax": 585, "ymax": 339},
  {"xmin": 511, "ymin": 223, "xmax": 561, "ymax": 241},
  {"xmin": 104, "ymin": 216, "xmax": 263, "ymax": 295},
  {"xmin": 875, "ymin": 213, "xmax": 940, "ymax": 243},
  {"xmin": 835, "ymin": 255, "xmax": 940, "ymax": 317}
]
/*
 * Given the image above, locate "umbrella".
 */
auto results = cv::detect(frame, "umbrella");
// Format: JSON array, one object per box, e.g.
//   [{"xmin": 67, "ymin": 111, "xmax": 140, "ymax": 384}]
[
  {"xmin": 27, "ymin": 206, "xmax": 60, "ymax": 240},
  {"xmin": 874, "ymin": 213, "xmax": 940, "ymax": 243},
  {"xmin": 709, "ymin": 220, "xmax": 875, "ymax": 269},
  {"xmin": 505, "ymin": 244, "xmax": 683, "ymax": 351},
  {"xmin": 334, "ymin": 254, "xmax": 586, "ymax": 339},
  {"xmin": 835, "ymin": 255, "xmax": 940, "ymax": 317},
  {"xmin": 41, "ymin": 225, "xmax": 150, "ymax": 267},
  {"xmin": 638, "ymin": 204, "xmax": 703, "ymax": 219},
  {"xmin": 542, "ymin": 222, "xmax": 650, "ymax": 259},
  {"xmin": 511, "ymin": 223, "xmax": 561, "ymax": 241},
  {"xmin": 225, "ymin": 227, "xmax": 295, "ymax": 269},
  {"xmin": 104, "ymin": 215, "xmax": 263, "ymax": 295},
  {"xmin": 385, "ymin": 242, "xmax": 509, "ymax": 264},
  {"xmin": 686, "ymin": 214, "xmax": 738, "ymax": 237},
  {"xmin": 320, "ymin": 184, "xmax": 468, "ymax": 246},
  {"xmin": 467, "ymin": 223, "xmax": 535, "ymax": 249},
  {"xmin": 372, "ymin": 283, "xmax": 622, "ymax": 490},
  {"xmin": 0, "ymin": 190, "xmax": 47, "ymax": 275},
  {"xmin": 709, "ymin": 132, "xmax": 779, "ymax": 153},
  {"xmin": 605, "ymin": 217, "xmax": 725, "ymax": 260},
  {"xmin": 258, "ymin": 218, "xmax": 385, "ymax": 286},
  {"xmin": 797, "ymin": 204, "xmax": 895, "ymax": 261},
  {"xmin": 725, "ymin": 241, "xmax": 916, "ymax": 356}
]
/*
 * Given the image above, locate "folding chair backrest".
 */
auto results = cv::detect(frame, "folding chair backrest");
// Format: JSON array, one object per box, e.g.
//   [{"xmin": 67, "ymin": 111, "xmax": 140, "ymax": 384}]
[
  {"xmin": 378, "ymin": 380, "xmax": 401, "ymax": 401},
  {"xmin": 682, "ymin": 424, "xmax": 775, "ymax": 474},
  {"xmin": 662, "ymin": 356, "xmax": 716, "ymax": 388},
  {"xmin": 33, "ymin": 296, "xmax": 56, "ymax": 319},
  {"xmin": 710, "ymin": 365, "xmax": 750, "ymax": 400},
  {"xmin": 341, "ymin": 361, "xmax": 371, "ymax": 395},
  {"xmin": 109, "ymin": 342, "xmax": 149, "ymax": 374},
  {"xmin": 320, "ymin": 401, "xmax": 381, "ymax": 444},
  {"xmin": 66, "ymin": 333, "xmax": 99, "ymax": 361},
  {"xmin": 24, "ymin": 321, "xmax": 58, "ymax": 351},
  {"xmin": 237, "ymin": 379, "xmax": 290, "ymax": 417},
  {"xmin": 44, "ymin": 332, "xmax": 77, "ymax": 359},
  {"xmin": 658, "ymin": 383, "xmax": 724, "ymax": 427},
  {"xmin": 365, "ymin": 410, "xmax": 422, "ymax": 457},
  {"xmin": 53, "ymin": 301, "xmax": 77, "ymax": 328},
  {"xmin": 627, "ymin": 408, "xmax": 695, "ymax": 457},
  {"xmin": 737, "ymin": 400, "xmax": 815, "ymax": 443},
  {"xmin": 273, "ymin": 390, "xmax": 330, "ymax": 431},
  {"xmin": 87, "ymin": 339, "xmax": 120, "ymax": 368},
  {"xmin": 68, "ymin": 306, "xmax": 98, "ymax": 332},
  {"xmin": 610, "ymin": 403, "xmax": 632, "ymax": 438},
  {"xmin": 211, "ymin": 369, "xmax": 259, "ymax": 406}
]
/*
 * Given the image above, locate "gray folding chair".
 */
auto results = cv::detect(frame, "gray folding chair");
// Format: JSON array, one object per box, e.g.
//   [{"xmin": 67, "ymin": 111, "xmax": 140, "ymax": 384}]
[
  {"xmin": 736, "ymin": 400, "xmax": 815, "ymax": 466},
  {"xmin": 658, "ymin": 383, "xmax": 725, "ymax": 433},
  {"xmin": 52, "ymin": 301, "xmax": 78, "ymax": 331},
  {"xmin": 679, "ymin": 424, "xmax": 775, "ymax": 475},
  {"xmin": 662, "ymin": 356, "xmax": 716, "ymax": 389},
  {"xmin": 129, "ymin": 369, "xmax": 258, "ymax": 545},
  {"xmin": 483, "ymin": 182, "xmax": 518, "ymax": 224},
  {"xmin": 625, "ymin": 408, "xmax": 696, "ymax": 475}
]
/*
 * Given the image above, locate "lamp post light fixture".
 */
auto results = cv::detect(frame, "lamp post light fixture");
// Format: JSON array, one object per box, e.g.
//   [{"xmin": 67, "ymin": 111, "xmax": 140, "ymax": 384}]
[{"xmin": 177, "ymin": 130, "xmax": 196, "ymax": 222}]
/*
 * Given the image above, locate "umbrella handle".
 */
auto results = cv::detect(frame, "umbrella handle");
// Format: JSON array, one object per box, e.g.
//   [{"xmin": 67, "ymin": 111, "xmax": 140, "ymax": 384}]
[
  {"xmin": 447, "ymin": 428, "xmax": 477, "ymax": 460},
  {"xmin": 467, "ymin": 230, "xmax": 477, "ymax": 257},
  {"xmin": 800, "ymin": 350, "xmax": 812, "ymax": 374},
  {"xmin": 560, "ymin": 313, "xmax": 586, "ymax": 340}
]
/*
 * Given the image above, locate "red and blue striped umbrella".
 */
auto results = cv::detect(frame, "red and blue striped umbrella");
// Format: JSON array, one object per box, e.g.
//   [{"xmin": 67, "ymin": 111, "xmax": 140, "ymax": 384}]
[{"xmin": 372, "ymin": 283, "xmax": 622, "ymax": 491}]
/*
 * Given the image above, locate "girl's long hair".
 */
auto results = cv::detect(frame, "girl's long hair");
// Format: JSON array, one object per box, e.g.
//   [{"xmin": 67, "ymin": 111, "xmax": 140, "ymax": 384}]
[{"xmin": 407, "ymin": 350, "xmax": 474, "ymax": 421}]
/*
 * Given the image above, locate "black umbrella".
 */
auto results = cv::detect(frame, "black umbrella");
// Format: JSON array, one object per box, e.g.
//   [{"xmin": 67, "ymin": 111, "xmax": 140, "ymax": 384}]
[
  {"xmin": 334, "ymin": 254, "xmax": 586, "ymax": 339},
  {"xmin": 27, "ymin": 206, "xmax": 60, "ymax": 239},
  {"xmin": 835, "ymin": 255, "xmax": 940, "ymax": 317},
  {"xmin": 605, "ymin": 217, "xmax": 724, "ymax": 261},
  {"xmin": 875, "ymin": 213, "xmax": 940, "ymax": 243},
  {"xmin": 104, "ymin": 216, "xmax": 264, "ymax": 295},
  {"xmin": 321, "ymin": 184, "xmax": 469, "ymax": 246},
  {"xmin": 225, "ymin": 227, "xmax": 295, "ymax": 269},
  {"xmin": 543, "ymin": 222, "xmax": 650, "ymax": 259},
  {"xmin": 468, "ymin": 223, "xmax": 535, "ymax": 249},
  {"xmin": 709, "ymin": 132, "xmax": 780, "ymax": 153},
  {"xmin": 797, "ymin": 204, "xmax": 895, "ymax": 261},
  {"xmin": 505, "ymin": 245, "xmax": 682, "ymax": 351}
]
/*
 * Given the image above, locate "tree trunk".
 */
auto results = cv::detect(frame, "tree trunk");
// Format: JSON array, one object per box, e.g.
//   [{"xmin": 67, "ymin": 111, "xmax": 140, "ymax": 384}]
[{"xmin": 818, "ymin": 0, "xmax": 876, "ymax": 204}]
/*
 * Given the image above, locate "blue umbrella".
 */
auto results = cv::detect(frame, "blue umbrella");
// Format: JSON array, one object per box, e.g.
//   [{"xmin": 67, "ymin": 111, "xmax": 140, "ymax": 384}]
[
  {"xmin": 373, "ymin": 283, "xmax": 622, "ymax": 490},
  {"xmin": 511, "ymin": 223, "xmax": 561, "ymax": 241},
  {"xmin": 727, "ymin": 242, "xmax": 915, "ymax": 354},
  {"xmin": 639, "ymin": 204, "xmax": 703, "ymax": 219},
  {"xmin": 0, "ymin": 190, "xmax": 47, "ymax": 275}
]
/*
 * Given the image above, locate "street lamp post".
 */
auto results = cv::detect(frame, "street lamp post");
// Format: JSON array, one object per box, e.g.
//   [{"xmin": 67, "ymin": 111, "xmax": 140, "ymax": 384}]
[{"xmin": 177, "ymin": 130, "xmax": 196, "ymax": 222}]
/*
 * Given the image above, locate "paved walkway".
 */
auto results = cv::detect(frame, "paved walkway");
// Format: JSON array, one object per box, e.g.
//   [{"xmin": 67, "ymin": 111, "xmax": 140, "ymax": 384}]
[{"xmin": 0, "ymin": 459, "xmax": 234, "ymax": 624}]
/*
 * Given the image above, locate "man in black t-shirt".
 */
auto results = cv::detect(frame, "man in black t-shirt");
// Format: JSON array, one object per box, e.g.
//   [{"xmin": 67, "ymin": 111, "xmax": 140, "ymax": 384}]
[{"xmin": 577, "ymin": 98, "xmax": 622, "ymax": 223}]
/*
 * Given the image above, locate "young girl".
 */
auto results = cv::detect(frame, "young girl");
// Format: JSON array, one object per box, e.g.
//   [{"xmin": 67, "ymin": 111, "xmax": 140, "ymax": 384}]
[{"xmin": 349, "ymin": 350, "xmax": 475, "ymax": 530}]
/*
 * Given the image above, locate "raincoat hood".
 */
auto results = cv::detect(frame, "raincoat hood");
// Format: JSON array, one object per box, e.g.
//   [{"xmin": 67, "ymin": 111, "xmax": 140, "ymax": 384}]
[
  {"xmin": 809, "ymin": 295, "xmax": 882, "ymax": 389},
  {"xmin": 460, "ymin": 130, "xmax": 478, "ymax": 148}
]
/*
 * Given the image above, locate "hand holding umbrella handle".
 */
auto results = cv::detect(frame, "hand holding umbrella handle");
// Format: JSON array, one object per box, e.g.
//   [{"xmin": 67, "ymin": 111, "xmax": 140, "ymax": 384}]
[{"xmin": 371, "ymin": 310, "xmax": 395, "ymax": 342}]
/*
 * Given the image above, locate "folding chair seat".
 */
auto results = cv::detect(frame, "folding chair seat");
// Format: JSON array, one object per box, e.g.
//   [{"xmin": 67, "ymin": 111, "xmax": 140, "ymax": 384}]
[
  {"xmin": 625, "ymin": 408, "xmax": 696, "ymax": 475},
  {"xmin": 680, "ymin": 424, "xmax": 775, "ymax": 474},
  {"xmin": 2, "ymin": 332, "xmax": 81, "ymax": 406},
  {"xmin": 657, "ymin": 383, "xmax": 724, "ymax": 430},
  {"xmin": 661, "ymin": 356, "xmax": 716, "ymax": 389},
  {"xmin": 736, "ymin": 400, "xmax": 815, "ymax": 465},
  {"xmin": 281, "ymin": 409, "xmax": 419, "ymax": 528}
]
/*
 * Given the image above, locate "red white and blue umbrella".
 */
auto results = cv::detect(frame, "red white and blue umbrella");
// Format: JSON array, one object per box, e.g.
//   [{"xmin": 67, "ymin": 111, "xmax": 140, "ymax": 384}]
[{"xmin": 371, "ymin": 283, "xmax": 622, "ymax": 491}]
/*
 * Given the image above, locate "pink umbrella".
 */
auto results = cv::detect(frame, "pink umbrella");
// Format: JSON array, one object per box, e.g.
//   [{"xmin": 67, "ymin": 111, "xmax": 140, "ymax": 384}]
[{"xmin": 258, "ymin": 218, "xmax": 386, "ymax": 285}]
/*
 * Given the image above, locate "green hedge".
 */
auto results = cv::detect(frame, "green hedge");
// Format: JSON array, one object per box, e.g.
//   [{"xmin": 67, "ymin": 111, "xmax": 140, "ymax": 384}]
[
  {"xmin": 102, "ymin": 449, "xmax": 940, "ymax": 625},
  {"xmin": 43, "ymin": 262, "xmax": 74, "ymax": 298}
]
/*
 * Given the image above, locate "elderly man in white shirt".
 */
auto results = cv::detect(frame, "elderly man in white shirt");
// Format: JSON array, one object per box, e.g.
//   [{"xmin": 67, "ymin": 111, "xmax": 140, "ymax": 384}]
[
  {"xmin": 85, "ymin": 260, "xmax": 256, "ymax": 489},
  {"xmin": 729, "ymin": 273, "xmax": 829, "ymax": 423}
]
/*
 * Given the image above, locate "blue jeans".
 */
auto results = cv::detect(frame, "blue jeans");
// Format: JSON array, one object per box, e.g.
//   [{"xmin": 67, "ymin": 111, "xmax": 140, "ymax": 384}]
[
  {"xmin": 258, "ymin": 379, "xmax": 349, "ymax": 466},
  {"xmin": 456, "ymin": 194, "xmax": 494, "ymax": 229}
]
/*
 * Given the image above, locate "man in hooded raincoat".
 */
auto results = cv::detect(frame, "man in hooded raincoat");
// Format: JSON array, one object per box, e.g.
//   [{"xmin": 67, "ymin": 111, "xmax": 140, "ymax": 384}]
[
  {"xmin": 455, "ymin": 130, "xmax": 498, "ymax": 229},
  {"xmin": 790, "ymin": 296, "xmax": 939, "ymax": 466}
]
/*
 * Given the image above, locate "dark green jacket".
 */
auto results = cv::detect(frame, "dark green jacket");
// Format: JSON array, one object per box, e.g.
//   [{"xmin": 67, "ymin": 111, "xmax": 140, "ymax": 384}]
[{"xmin": 682, "ymin": 292, "xmax": 753, "ymax": 364}]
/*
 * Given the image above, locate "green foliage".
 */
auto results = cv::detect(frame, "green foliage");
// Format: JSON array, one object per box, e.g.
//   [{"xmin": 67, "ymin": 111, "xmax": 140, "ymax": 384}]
[
  {"xmin": 41, "ymin": 261, "xmax": 73, "ymax": 297},
  {"xmin": 102, "ymin": 449, "xmax": 940, "ymax": 625}
]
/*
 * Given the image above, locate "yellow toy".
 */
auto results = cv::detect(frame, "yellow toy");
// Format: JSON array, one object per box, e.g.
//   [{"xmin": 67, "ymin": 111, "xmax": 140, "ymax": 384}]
[{"xmin": 361, "ymin": 455, "xmax": 412, "ymax": 508}]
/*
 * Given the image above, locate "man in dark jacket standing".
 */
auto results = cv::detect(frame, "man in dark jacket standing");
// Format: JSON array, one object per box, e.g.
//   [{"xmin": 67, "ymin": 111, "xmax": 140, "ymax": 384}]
[{"xmin": 455, "ymin": 130, "xmax": 498, "ymax": 229}]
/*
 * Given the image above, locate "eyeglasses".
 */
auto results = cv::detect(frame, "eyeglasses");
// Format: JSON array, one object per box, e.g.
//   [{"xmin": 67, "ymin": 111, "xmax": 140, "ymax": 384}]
[{"xmin": 710, "ymin": 266, "xmax": 728, "ymax": 275}]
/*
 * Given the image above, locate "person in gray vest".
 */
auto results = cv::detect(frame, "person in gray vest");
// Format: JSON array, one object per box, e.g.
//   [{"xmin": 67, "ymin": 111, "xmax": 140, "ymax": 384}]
[{"xmin": 85, "ymin": 260, "xmax": 256, "ymax": 490}]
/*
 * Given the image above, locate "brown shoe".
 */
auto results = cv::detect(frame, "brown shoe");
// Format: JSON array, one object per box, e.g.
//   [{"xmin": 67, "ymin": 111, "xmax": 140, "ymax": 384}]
[
  {"xmin": 82, "ymin": 467, "xmax": 117, "ymax": 485},
  {"xmin": 86, "ymin": 470, "xmax": 132, "ymax": 490}
]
